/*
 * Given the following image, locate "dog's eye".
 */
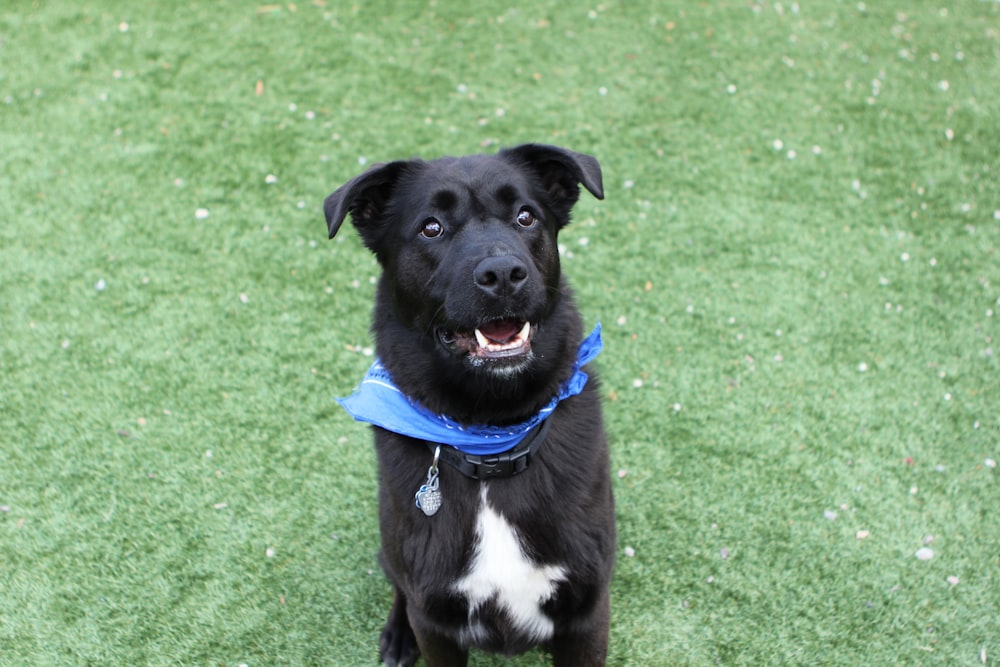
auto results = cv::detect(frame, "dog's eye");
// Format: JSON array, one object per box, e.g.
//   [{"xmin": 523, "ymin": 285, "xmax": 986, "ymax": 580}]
[
  {"xmin": 516, "ymin": 208, "xmax": 536, "ymax": 228},
  {"xmin": 420, "ymin": 218, "xmax": 443, "ymax": 239}
]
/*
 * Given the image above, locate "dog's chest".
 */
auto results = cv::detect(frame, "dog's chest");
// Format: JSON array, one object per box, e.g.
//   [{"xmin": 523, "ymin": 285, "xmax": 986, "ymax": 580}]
[{"xmin": 452, "ymin": 485, "xmax": 567, "ymax": 644}]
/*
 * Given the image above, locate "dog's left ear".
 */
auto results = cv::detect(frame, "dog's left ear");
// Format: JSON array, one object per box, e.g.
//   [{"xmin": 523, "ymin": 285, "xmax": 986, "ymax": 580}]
[{"xmin": 500, "ymin": 144, "xmax": 604, "ymax": 218}]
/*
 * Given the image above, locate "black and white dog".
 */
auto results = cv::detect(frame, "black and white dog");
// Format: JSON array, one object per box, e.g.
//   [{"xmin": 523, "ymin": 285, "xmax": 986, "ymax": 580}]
[{"xmin": 325, "ymin": 144, "xmax": 615, "ymax": 666}]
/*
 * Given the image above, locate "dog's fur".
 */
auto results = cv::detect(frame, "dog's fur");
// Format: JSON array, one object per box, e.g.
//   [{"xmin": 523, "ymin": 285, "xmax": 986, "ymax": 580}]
[{"xmin": 325, "ymin": 144, "xmax": 615, "ymax": 666}]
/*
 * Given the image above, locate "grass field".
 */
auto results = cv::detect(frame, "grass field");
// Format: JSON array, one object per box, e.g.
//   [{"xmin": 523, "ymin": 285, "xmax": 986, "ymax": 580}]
[{"xmin": 1, "ymin": 1, "xmax": 998, "ymax": 665}]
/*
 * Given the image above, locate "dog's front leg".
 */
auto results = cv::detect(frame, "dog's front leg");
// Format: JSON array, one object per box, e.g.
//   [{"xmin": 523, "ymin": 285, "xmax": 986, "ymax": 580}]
[
  {"xmin": 550, "ymin": 628, "xmax": 609, "ymax": 667},
  {"xmin": 379, "ymin": 589, "xmax": 420, "ymax": 667},
  {"xmin": 406, "ymin": 612, "xmax": 469, "ymax": 667},
  {"xmin": 549, "ymin": 590, "xmax": 610, "ymax": 667}
]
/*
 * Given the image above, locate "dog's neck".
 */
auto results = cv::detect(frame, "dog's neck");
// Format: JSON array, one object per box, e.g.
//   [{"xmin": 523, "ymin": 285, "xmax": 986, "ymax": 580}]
[{"xmin": 337, "ymin": 324, "xmax": 603, "ymax": 456}]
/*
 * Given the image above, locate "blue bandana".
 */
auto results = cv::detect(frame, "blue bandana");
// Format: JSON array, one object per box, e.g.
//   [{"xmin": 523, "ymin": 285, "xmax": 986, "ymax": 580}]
[{"xmin": 337, "ymin": 324, "xmax": 602, "ymax": 456}]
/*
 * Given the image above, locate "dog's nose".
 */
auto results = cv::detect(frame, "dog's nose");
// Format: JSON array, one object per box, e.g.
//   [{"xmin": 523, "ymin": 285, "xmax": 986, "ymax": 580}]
[{"xmin": 474, "ymin": 255, "xmax": 528, "ymax": 297}]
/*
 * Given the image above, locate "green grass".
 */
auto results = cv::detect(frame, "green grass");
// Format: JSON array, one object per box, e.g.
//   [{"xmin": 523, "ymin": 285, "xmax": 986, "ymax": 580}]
[{"xmin": 1, "ymin": 1, "xmax": 998, "ymax": 665}]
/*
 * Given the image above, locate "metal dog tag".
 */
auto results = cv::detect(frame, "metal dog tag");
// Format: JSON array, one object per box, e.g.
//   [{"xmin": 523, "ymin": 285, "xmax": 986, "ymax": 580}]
[{"xmin": 415, "ymin": 446, "xmax": 442, "ymax": 517}]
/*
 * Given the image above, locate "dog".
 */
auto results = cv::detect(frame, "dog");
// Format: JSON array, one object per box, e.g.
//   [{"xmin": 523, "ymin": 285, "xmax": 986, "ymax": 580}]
[{"xmin": 324, "ymin": 144, "xmax": 615, "ymax": 666}]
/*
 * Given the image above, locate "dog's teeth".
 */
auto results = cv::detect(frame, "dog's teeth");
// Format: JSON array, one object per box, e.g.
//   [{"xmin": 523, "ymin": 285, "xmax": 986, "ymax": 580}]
[
  {"xmin": 474, "ymin": 328, "xmax": 490, "ymax": 349},
  {"xmin": 517, "ymin": 321, "xmax": 531, "ymax": 341}
]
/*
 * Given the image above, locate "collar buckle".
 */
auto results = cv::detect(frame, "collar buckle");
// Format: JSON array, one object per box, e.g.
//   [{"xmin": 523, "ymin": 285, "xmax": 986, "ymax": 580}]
[
  {"xmin": 431, "ymin": 417, "xmax": 552, "ymax": 480},
  {"xmin": 474, "ymin": 449, "xmax": 524, "ymax": 478}
]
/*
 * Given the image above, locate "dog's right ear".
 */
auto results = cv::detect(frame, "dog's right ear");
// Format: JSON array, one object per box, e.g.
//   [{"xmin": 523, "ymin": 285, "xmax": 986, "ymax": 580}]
[{"xmin": 324, "ymin": 161, "xmax": 412, "ymax": 244}]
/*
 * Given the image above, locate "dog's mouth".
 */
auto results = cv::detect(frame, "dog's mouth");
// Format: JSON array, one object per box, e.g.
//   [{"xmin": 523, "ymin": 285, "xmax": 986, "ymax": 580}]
[{"xmin": 438, "ymin": 318, "xmax": 534, "ymax": 362}]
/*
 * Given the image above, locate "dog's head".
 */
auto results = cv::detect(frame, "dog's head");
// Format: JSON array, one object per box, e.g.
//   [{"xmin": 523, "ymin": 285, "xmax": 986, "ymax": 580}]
[{"xmin": 325, "ymin": 144, "xmax": 603, "ymax": 379}]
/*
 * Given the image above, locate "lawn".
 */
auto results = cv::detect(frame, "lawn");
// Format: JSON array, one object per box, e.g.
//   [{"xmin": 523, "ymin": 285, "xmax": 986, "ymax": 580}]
[{"xmin": 1, "ymin": 1, "xmax": 997, "ymax": 665}]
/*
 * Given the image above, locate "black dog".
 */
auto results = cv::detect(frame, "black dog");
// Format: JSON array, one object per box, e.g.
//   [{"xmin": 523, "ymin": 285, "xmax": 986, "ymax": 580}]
[{"xmin": 324, "ymin": 144, "xmax": 615, "ymax": 666}]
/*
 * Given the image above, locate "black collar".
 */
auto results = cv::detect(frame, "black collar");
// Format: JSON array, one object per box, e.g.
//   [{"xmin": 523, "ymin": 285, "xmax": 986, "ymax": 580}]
[{"xmin": 425, "ymin": 417, "xmax": 553, "ymax": 480}]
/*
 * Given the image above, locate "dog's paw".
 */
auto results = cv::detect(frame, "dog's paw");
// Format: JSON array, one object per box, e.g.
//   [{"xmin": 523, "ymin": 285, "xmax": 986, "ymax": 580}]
[{"xmin": 379, "ymin": 603, "xmax": 420, "ymax": 667}]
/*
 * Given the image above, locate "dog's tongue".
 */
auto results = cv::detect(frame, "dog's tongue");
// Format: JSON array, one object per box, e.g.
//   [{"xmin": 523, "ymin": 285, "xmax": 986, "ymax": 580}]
[{"xmin": 477, "ymin": 319, "xmax": 523, "ymax": 344}]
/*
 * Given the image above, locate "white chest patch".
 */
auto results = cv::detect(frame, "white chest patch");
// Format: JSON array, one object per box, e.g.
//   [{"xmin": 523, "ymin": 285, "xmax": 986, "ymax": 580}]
[{"xmin": 453, "ymin": 486, "xmax": 567, "ymax": 643}]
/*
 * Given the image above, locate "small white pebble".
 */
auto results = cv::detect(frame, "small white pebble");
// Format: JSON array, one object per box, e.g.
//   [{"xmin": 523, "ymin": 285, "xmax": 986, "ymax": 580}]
[
  {"xmin": 901, "ymin": 252, "xmax": 910, "ymax": 262},
  {"xmin": 266, "ymin": 547, "xmax": 276, "ymax": 558},
  {"xmin": 94, "ymin": 279, "xmax": 107, "ymax": 292},
  {"xmin": 726, "ymin": 84, "xmax": 737, "ymax": 94},
  {"xmin": 773, "ymin": 139, "xmax": 784, "ymax": 151},
  {"xmin": 616, "ymin": 315, "xmax": 627, "ymax": 326},
  {"xmin": 915, "ymin": 547, "xmax": 934, "ymax": 561},
  {"xmin": 624, "ymin": 546, "xmax": 635, "ymax": 558},
  {"xmin": 672, "ymin": 403, "xmax": 682, "ymax": 412},
  {"xmin": 598, "ymin": 86, "xmax": 608, "ymax": 96},
  {"xmin": 858, "ymin": 362, "xmax": 868, "ymax": 372}
]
